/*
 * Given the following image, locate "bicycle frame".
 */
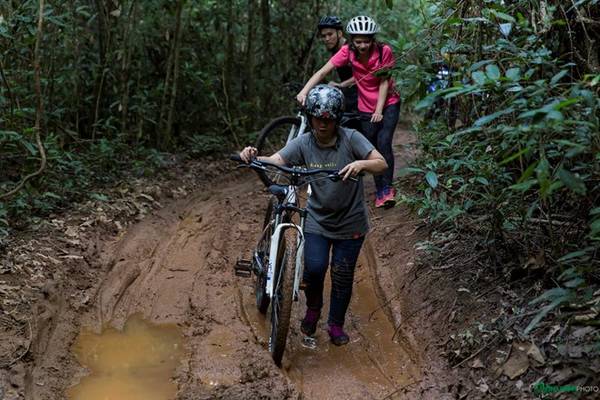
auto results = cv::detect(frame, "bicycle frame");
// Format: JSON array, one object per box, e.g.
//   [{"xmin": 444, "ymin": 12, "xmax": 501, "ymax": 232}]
[
  {"xmin": 288, "ymin": 111, "xmax": 308, "ymax": 144},
  {"xmin": 255, "ymin": 187, "xmax": 306, "ymax": 302},
  {"xmin": 231, "ymin": 154, "xmax": 358, "ymax": 365}
]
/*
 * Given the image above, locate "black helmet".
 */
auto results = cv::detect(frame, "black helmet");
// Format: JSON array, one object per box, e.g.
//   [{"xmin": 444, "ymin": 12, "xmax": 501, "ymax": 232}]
[
  {"xmin": 318, "ymin": 16, "xmax": 343, "ymax": 30},
  {"xmin": 305, "ymin": 84, "xmax": 345, "ymax": 120}
]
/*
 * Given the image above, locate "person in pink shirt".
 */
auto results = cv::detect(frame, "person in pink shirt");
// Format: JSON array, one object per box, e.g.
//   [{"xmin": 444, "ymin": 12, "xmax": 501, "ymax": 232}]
[{"xmin": 297, "ymin": 15, "xmax": 400, "ymax": 208}]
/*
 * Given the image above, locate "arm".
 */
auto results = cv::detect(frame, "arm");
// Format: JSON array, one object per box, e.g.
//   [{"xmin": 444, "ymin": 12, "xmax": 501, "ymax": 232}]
[
  {"xmin": 371, "ymin": 79, "xmax": 389, "ymax": 123},
  {"xmin": 239, "ymin": 146, "xmax": 286, "ymax": 165},
  {"xmin": 339, "ymin": 149, "xmax": 388, "ymax": 181},
  {"xmin": 371, "ymin": 45, "xmax": 397, "ymax": 123},
  {"xmin": 297, "ymin": 61, "xmax": 336, "ymax": 105},
  {"xmin": 330, "ymin": 76, "xmax": 355, "ymax": 88}
]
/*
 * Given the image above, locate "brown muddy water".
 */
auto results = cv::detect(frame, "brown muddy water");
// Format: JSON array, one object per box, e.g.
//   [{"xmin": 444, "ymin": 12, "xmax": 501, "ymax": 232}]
[{"xmin": 67, "ymin": 315, "xmax": 184, "ymax": 400}]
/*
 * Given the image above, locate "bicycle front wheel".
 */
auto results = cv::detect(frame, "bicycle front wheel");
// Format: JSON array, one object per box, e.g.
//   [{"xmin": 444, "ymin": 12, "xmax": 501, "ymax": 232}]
[
  {"xmin": 269, "ymin": 228, "xmax": 297, "ymax": 367},
  {"xmin": 255, "ymin": 116, "xmax": 302, "ymax": 186},
  {"xmin": 255, "ymin": 197, "xmax": 275, "ymax": 314}
]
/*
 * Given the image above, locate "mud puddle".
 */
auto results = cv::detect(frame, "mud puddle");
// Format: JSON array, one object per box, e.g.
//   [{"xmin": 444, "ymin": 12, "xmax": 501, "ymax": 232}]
[
  {"xmin": 67, "ymin": 314, "xmax": 184, "ymax": 400},
  {"xmin": 240, "ymin": 250, "xmax": 418, "ymax": 399}
]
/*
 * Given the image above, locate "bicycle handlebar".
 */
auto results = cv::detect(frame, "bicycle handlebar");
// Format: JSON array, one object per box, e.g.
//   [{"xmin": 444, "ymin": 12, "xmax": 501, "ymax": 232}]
[{"xmin": 229, "ymin": 154, "xmax": 359, "ymax": 183}]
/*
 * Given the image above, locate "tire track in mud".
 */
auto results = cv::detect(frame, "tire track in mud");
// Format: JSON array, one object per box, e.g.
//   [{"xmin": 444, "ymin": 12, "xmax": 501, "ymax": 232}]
[
  {"xmin": 74, "ymin": 181, "xmax": 296, "ymax": 399},
  {"xmin": 64, "ymin": 167, "xmax": 422, "ymax": 399}
]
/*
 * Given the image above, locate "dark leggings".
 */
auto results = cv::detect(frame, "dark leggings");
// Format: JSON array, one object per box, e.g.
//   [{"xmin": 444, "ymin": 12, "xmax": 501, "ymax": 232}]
[
  {"xmin": 360, "ymin": 102, "xmax": 400, "ymax": 191},
  {"xmin": 303, "ymin": 232, "xmax": 365, "ymax": 327}
]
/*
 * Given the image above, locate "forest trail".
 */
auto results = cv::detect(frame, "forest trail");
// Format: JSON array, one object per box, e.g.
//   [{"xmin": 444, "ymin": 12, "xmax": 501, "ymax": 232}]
[{"xmin": 25, "ymin": 127, "xmax": 439, "ymax": 400}]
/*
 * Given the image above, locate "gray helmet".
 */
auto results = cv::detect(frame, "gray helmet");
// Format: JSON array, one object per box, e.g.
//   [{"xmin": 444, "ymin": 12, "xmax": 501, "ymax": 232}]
[
  {"xmin": 346, "ymin": 15, "xmax": 379, "ymax": 35},
  {"xmin": 305, "ymin": 84, "xmax": 345, "ymax": 120},
  {"xmin": 318, "ymin": 16, "xmax": 343, "ymax": 30}
]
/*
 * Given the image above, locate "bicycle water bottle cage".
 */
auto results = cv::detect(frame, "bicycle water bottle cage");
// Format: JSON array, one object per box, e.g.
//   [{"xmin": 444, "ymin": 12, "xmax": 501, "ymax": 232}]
[{"xmin": 268, "ymin": 184, "xmax": 289, "ymax": 200}]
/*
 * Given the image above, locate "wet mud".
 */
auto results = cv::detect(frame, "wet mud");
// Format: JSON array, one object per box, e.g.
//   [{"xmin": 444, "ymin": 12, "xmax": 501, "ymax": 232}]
[{"xmin": 18, "ymin": 127, "xmax": 445, "ymax": 400}]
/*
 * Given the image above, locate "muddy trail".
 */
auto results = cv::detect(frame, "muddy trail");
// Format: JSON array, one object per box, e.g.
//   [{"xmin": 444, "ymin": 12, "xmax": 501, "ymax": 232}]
[{"xmin": 18, "ymin": 128, "xmax": 447, "ymax": 400}]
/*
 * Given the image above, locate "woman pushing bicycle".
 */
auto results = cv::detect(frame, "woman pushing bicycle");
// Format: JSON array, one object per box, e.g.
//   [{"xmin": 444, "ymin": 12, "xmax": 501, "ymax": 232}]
[
  {"xmin": 297, "ymin": 16, "xmax": 400, "ymax": 209},
  {"xmin": 239, "ymin": 85, "xmax": 387, "ymax": 345}
]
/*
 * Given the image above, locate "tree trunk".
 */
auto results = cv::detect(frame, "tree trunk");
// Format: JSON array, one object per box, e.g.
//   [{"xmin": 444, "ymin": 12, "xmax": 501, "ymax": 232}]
[
  {"xmin": 244, "ymin": 0, "xmax": 256, "ymax": 108},
  {"xmin": 71, "ymin": 0, "xmax": 81, "ymax": 135},
  {"xmin": 158, "ymin": 8, "xmax": 177, "ymax": 147},
  {"xmin": 225, "ymin": 0, "xmax": 235, "ymax": 97},
  {"xmin": 260, "ymin": 0, "xmax": 271, "ymax": 57},
  {"xmin": 121, "ymin": 0, "xmax": 138, "ymax": 136},
  {"xmin": 134, "ymin": 65, "xmax": 143, "ymax": 146},
  {"xmin": 93, "ymin": 0, "xmax": 107, "ymax": 65},
  {"xmin": 260, "ymin": 0, "xmax": 271, "ymax": 109},
  {"xmin": 300, "ymin": 0, "xmax": 320, "ymax": 79},
  {"xmin": 164, "ymin": 0, "xmax": 185, "ymax": 149},
  {"xmin": 0, "ymin": 58, "xmax": 14, "ymax": 117},
  {"xmin": 91, "ymin": 0, "xmax": 110, "ymax": 140},
  {"xmin": 1, "ymin": 0, "xmax": 47, "ymax": 200}
]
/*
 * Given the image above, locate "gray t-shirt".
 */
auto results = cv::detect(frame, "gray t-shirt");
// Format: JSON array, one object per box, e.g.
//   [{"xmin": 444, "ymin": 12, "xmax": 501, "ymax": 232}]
[{"xmin": 278, "ymin": 126, "xmax": 375, "ymax": 239}]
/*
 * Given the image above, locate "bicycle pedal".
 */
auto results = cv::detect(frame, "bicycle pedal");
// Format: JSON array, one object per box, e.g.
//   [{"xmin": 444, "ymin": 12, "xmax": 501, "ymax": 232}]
[
  {"xmin": 301, "ymin": 335, "xmax": 318, "ymax": 349},
  {"xmin": 234, "ymin": 259, "xmax": 252, "ymax": 278}
]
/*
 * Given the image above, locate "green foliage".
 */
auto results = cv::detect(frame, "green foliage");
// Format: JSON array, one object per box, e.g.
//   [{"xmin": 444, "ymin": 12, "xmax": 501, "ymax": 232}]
[
  {"xmin": 3, "ymin": 0, "xmax": 411, "ymax": 234},
  {"xmin": 524, "ymin": 266, "xmax": 594, "ymax": 334},
  {"xmin": 0, "ymin": 133, "xmax": 168, "ymax": 235},
  {"xmin": 397, "ymin": 0, "xmax": 600, "ymax": 334},
  {"xmin": 187, "ymin": 134, "xmax": 229, "ymax": 157}
]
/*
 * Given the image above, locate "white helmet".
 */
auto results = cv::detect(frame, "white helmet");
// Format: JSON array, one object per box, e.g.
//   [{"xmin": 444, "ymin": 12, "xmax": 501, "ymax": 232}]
[{"xmin": 346, "ymin": 16, "xmax": 379, "ymax": 35}]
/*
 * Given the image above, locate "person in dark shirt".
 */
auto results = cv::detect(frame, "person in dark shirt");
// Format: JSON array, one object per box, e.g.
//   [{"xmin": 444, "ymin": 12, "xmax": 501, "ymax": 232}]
[
  {"xmin": 317, "ymin": 16, "xmax": 358, "ymax": 113},
  {"xmin": 239, "ymin": 85, "xmax": 387, "ymax": 345}
]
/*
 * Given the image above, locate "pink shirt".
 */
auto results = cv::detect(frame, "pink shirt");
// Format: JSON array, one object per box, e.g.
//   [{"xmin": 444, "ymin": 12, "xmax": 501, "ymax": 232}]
[{"xmin": 330, "ymin": 44, "xmax": 400, "ymax": 113}]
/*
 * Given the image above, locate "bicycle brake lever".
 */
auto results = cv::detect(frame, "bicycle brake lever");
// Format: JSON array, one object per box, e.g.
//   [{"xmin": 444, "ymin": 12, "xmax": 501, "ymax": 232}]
[{"xmin": 329, "ymin": 173, "xmax": 359, "ymax": 183}]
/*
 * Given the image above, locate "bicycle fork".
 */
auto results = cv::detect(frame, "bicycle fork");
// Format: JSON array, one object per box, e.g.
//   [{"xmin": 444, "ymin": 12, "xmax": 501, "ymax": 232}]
[{"xmin": 266, "ymin": 222, "xmax": 304, "ymax": 300}]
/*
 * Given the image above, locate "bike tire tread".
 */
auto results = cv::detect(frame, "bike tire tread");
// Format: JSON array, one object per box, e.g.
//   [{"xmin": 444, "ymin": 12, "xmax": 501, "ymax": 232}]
[{"xmin": 270, "ymin": 228, "xmax": 296, "ymax": 367}]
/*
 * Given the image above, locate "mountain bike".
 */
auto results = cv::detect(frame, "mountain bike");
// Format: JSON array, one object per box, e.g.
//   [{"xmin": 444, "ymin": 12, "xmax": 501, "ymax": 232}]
[
  {"xmin": 231, "ymin": 155, "xmax": 358, "ymax": 366},
  {"xmin": 254, "ymin": 110, "xmax": 363, "ymax": 186},
  {"xmin": 425, "ymin": 61, "xmax": 458, "ymax": 128}
]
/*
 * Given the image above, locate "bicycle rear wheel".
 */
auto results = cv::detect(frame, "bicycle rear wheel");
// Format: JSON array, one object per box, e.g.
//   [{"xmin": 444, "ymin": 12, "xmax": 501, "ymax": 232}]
[
  {"xmin": 269, "ymin": 228, "xmax": 297, "ymax": 367},
  {"xmin": 255, "ymin": 116, "xmax": 302, "ymax": 186}
]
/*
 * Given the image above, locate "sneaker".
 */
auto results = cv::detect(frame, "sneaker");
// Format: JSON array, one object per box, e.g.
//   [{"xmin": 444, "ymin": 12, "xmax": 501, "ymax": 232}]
[
  {"xmin": 327, "ymin": 324, "xmax": 350, "ymax": 346},
  {"xmin": 301, "ymin": 308, "xmax": 320, "ymax": 336},
  {"xmin": 381, "ymin": 186, "xmax": 397, "ymax": 208},
  {"xmin": 374, "ymin": 189, "xmax": 385, "ymax": 208}
]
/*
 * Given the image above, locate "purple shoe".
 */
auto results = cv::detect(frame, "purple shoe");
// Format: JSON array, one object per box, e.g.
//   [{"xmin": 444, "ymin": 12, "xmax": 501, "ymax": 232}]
[
  {"xmin": 375, "ymin": 188, "xmax": 384, "ymax": 208},
  {"xmin": 382, "ymin": 186, "xmax": 397, "ymax": 208},
  {"xmin": 301, "ymin": 308, "xmax": 320, "ymax": 336},
  {"xmin": 328, "ymin": 324, "xmax": 350, "ymax": 346}
]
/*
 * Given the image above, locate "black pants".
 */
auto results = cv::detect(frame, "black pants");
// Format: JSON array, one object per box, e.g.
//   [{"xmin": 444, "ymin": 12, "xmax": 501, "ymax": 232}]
[
  {"xmin": 360, "ymin": 102, "xmax": 400, "ymax": 192},
  {"xmin": 342, "ymin": 86, "xmax": 359, "ymax": 114},
  {"xmin": 303, "ymin": 232, "xmax": 365, "ymax": 327}
]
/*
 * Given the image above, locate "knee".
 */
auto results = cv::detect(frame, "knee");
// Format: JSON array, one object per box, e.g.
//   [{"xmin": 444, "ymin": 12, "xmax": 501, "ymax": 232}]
[
  {"xmin": 331, "ymin": 263, "xmax": 355, "ymax": 282},
  {"xmin": 330, "ymin": 264, "xmax": 354, "ymax": 297}
]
